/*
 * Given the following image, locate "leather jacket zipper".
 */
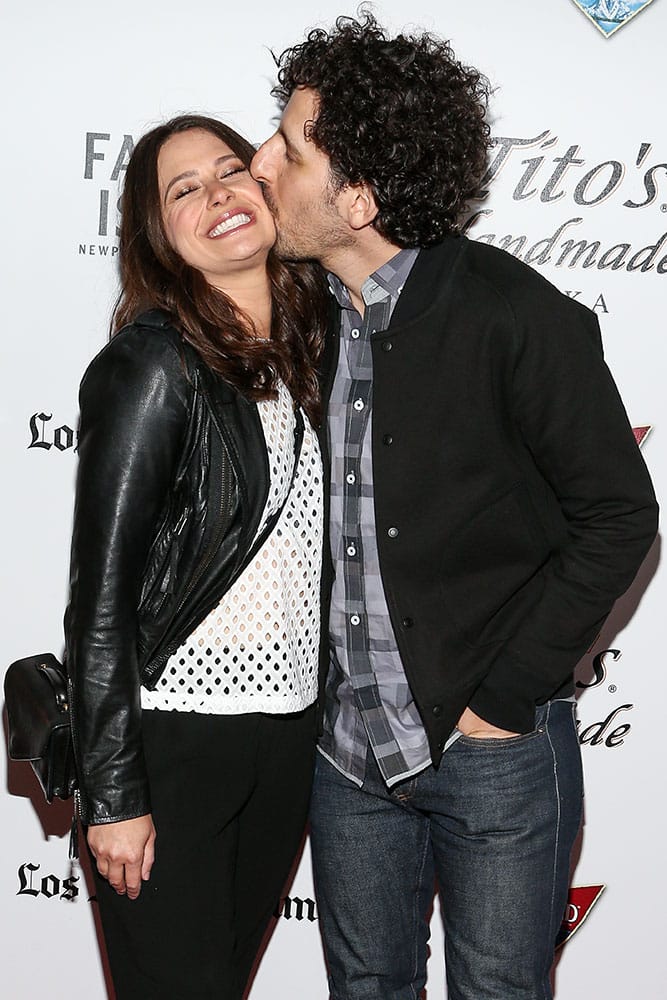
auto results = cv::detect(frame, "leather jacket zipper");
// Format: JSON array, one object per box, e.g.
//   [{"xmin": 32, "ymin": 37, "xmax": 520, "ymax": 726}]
[
  {"xmin": 174, "ymin": 445, "xmax": 233, "ymax": 614},
  {"xmin": 138, "ymin": 505, "xmax": 190, "ymax": 616}
]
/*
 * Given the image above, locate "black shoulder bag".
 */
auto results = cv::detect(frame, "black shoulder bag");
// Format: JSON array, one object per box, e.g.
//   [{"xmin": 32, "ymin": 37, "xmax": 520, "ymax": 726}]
[{"xmin": 4, "ymin": 652, "xmax": 77, "ymax": 803}]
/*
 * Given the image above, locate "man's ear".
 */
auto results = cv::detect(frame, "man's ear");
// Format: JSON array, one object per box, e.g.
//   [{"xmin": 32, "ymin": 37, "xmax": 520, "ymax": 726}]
[{"xmin": 340, "ymin": 182, "xmax": 379, "ymax": 231}]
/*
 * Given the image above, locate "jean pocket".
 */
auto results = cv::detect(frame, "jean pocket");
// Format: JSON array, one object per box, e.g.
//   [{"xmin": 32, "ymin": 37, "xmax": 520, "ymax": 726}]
[{"xmin": 455, "ymin": 727, "xmax": 544, "ymax": 749}]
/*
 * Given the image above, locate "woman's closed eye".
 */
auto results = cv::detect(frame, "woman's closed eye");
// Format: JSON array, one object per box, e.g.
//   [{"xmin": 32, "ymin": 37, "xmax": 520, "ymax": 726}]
[
  {"xmin": 175, "ymin": 167, "xmax": 245, "ymax": 199},
  {"xmin": 221, "ymin": 165, "xmax": 247, "ymax": 179},
  {"xmin": 174, "ymin": 184, "xmax": 199, "ymax": 199}
]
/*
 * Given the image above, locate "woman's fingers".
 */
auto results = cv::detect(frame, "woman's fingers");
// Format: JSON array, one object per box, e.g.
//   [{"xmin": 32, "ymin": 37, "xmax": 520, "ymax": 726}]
[
  {"xmin": 124, "ymin": 857, "xmax": 144, "ymax": 900},
  {"xmin": 141, "ymin": 830, "xmax": 156, "ymax": 882},
  {"xmin": 87, "ymin": 814, "xmax": 156, "ymax": 899},
  {"xmin": 106, "ymin": 860, "xmax": 128, "ymax": 895}
]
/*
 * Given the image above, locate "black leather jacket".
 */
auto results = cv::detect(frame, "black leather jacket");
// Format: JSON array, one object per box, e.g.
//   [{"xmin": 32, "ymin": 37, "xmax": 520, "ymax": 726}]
[{"xmin": 65, "ymin": 310, "xmax": 299, "ymax": 824}]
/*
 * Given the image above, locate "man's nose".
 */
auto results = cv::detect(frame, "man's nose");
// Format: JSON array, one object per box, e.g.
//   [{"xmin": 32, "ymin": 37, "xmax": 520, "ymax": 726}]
[{"xmin": 251, "ymin": 140, "xmax": 273, "ymax": 183}]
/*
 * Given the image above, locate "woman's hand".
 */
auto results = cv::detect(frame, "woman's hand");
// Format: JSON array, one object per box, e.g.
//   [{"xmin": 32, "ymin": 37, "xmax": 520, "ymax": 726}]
[
  {"xmin": 457, "ymin": 706, "xmax": 519, "ymax": 739},
  {"xmin": 87, "ymin": 814, "xmax": 156, "ymax": 900}
]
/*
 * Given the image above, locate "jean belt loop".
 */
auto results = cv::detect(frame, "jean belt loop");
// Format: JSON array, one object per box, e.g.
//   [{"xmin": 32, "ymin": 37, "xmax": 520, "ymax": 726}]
[{"xmin": 535, "ymin": 700, "xmax": 550, "ymax": 730}]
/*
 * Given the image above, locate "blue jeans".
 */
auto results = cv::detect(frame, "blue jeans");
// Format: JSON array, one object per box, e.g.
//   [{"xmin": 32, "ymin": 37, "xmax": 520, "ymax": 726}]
[{"xmin": 310, "ymin": 700, "xmax": 583, "ymax": 1000}]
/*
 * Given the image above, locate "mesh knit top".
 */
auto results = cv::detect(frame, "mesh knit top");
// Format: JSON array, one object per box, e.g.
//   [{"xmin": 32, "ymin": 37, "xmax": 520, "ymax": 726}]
[{"xmin": 141, "ymin": 381, "xmax": 323, "ymax": 715}]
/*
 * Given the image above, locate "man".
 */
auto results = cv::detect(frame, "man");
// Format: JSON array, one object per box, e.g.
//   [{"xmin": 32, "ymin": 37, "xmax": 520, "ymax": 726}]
[{"xmin": 252, "ymin": 14, "xmax": 658, "ymax": 1000}]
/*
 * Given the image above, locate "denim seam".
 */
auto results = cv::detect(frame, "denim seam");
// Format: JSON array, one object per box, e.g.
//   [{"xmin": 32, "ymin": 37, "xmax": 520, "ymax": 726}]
[
  {"xmin": 543, "ymin": 700, "xmax": 560, "ymax": 1000},
  {"xmin": 409, "ymin": 817, "xmax": 432, "ymax": 999}
]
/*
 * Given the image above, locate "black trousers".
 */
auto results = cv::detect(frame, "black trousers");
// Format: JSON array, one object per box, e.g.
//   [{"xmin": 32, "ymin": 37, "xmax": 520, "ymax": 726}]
[{"xmin": 90, "ymin": 705, "xmax": 316, "ymax": 1000}]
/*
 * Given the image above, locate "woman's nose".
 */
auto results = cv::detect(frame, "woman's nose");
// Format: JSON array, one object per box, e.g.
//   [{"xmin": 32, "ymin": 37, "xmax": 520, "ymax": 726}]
[{"xmin": 207, "ymin": 180, "xmax": 233, "ymax": 207}]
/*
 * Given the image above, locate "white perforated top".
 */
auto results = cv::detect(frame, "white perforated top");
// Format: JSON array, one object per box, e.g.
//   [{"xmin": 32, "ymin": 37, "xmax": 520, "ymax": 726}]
[{"xmin": 141, "ymin": 381, "xmax": 323, "ymax": 715}]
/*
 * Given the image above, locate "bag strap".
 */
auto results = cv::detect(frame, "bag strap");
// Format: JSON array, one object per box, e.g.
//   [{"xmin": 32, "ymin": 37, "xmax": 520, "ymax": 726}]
[{"xmin": 36, "ymin": 662, "xmax": 69, "ymax": 713}]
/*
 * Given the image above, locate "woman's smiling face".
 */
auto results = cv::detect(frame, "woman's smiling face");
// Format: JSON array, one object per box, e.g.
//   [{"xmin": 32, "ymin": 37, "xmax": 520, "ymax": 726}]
[{"xmin": 158, "ymin": 128, "xmax": 275, "ymax": 288}]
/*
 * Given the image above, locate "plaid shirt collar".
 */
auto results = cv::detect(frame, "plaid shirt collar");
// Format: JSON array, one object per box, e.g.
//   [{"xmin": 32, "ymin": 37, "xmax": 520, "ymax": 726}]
[{"xmin": 327, "ymin": 247, "xmax": 420, "ymax": 317}]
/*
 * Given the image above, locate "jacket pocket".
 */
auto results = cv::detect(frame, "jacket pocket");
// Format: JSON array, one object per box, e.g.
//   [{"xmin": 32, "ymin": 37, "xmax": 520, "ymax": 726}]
[{"xmin": 438, "ymin": 483, "xmax": 550, "ymax": 648}]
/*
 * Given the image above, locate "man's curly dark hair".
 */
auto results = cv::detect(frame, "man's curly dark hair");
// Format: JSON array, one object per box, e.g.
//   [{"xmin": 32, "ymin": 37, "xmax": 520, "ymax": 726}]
[{"xmin": 272, "ymin": 12, "xmax": 491, "ymax": 247}]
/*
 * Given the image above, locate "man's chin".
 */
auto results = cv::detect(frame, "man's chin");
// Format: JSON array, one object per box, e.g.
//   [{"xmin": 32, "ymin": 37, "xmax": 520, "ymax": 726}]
[{"xmin": 273, "ymin": 234, "xmax": 314, "ymax": 263}]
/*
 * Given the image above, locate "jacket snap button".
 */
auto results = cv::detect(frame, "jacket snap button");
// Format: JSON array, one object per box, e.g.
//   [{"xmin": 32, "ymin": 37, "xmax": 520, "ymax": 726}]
[
  {"xmin": 381, "ymin": 341, "xmax": 393, "ymax": 352},
  {"xmin": 387, "ymin": 526, "xmax": 399, "ymax": 538},
  {"xmin": 382, "ymin": 434, "xmax": 393, "ymax": 446},
  {"xmin": 432, "ymin": 705, "xmax": 442, "ymax": 717},
  {"xmin": 402, "ymin": 617, "xmax": 414, "ymax": 628}
]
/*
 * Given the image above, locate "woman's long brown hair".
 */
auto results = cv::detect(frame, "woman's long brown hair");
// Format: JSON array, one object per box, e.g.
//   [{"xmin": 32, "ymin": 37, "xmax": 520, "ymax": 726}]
[{"xmin": 113, "ymin": 114, "xmax": 329, "ymax": 425}]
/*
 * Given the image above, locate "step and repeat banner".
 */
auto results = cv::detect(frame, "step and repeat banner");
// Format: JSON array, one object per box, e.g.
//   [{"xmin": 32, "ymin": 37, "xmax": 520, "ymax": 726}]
[{"xmin": 2, "ymin": 1, "xmax": 664, "ymax": 996}]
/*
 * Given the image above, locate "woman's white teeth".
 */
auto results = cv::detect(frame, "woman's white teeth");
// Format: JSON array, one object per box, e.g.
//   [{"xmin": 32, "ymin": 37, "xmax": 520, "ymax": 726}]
[{"xmin": 210, "ymin": 214, "xmax": 251, "ymax": 237}]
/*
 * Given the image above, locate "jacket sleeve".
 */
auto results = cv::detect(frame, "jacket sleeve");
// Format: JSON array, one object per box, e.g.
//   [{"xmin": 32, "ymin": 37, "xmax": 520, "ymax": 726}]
[
  {"xmin": 65, "ymin": 325, "xmax": 191, "ymax": 824},
  {"xmin": 469, "ymin": 293, "xmax": 659, "ymax": 734}
]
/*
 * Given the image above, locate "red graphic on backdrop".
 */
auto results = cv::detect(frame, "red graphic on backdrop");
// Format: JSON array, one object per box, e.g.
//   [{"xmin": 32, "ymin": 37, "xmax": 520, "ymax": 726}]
[
  {"xmin": 633, "ymin": 425, "xmax": 652, "ymax": 447},
  {"xmin": 556, "ymin": 885, "xmax": 606, "ymax": 948}
]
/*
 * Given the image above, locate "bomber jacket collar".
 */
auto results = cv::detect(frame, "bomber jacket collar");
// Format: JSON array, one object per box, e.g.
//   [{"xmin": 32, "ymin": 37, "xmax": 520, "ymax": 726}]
[
  {"xmin": 387, "ymin": 235, "xmax": 466, "ymax": 334},
  {"xmin": 320, "ymin": 235, "xmax": 467, "ymax": 403}
]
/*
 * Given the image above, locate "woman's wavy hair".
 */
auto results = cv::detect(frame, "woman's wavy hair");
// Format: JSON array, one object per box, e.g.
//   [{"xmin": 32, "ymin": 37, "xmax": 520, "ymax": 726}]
[
  {"xmin": 113, "ymin": 114, "xmax": 328, "ymax": 424},
  {"xmin": 273, "ymin": 12, "xmax": 491, "ymax": 247}
]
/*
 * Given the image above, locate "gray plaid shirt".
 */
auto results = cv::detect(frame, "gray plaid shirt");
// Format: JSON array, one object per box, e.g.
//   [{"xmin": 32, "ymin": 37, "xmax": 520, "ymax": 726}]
[{"xmin": 319, "ymin": 248, "xmax": 450, "ymax": 787}]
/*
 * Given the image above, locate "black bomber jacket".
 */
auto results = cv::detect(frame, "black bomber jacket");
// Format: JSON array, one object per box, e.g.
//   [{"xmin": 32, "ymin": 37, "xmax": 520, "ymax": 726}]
[
  {"xmin": 64, "ymin": 310, "xmax": 294, "ymax": 825},
  {"xmin": 316, "ymin": 237, "xmax": 658, "ymax": 761}
]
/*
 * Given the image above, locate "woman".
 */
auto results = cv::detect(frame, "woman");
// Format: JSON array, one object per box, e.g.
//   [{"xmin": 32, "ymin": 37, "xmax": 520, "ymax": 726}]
[{"xmin": 65, "ymin": 115, "xmax": 328, "ymax": 999}]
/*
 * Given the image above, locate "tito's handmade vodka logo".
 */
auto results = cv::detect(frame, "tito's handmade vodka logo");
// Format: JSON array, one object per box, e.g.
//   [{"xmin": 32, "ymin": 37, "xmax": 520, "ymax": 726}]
[{"xmin": 466, "ymin": 135, "xmax": 667, "ymax": 274}]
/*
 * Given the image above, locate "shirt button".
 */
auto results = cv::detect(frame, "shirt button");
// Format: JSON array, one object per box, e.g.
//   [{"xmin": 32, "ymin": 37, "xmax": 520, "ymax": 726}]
[
  {"xmin": 346, "ymin": 544, "xmax": 357, "ymax": 557},
  {"xmin": 387, "ymin": 526, "xmax": 399, "ymax": 539},
  {"xmin": 346, "ymin": 472, "xmax": 356, "ymax": 484},
  {"xmin": 401, "ymin": 617, "xmax": 414, "ymax": 628},
  {"xmin": 382, "ymin": 434, "xmax": 393, "ymax": 446},
  {"xmin": 432, "ymin": 705, "xmax": 442, "ymax": 717},
  {"xmin": 350, "ymin": 614, "xmax": 361, "ymax": 626},
  {"xmin": 381, "ymin": 341, "xmax": 393, "ymax": 352},
  {"xmin": 350, "ymin": 328, "xmax": 360, "ymax": 339},
  {"xmin": 353, "ymin": 398, "xmax": 364, "ymax": 411}
]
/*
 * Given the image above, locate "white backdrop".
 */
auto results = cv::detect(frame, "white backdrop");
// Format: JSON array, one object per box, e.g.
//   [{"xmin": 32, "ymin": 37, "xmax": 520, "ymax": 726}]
[{"xmin": 2, "ymin": 1, "xmax": 665, "ymax": 996}]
